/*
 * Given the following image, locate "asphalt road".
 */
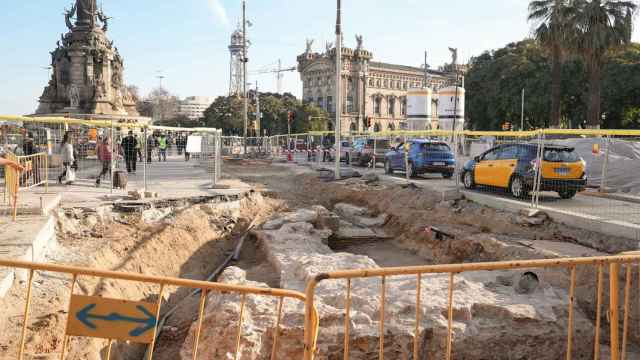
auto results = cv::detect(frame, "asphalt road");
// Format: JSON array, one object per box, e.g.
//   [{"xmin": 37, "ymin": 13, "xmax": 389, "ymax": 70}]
[{"xmin": 286, "ymin": 151, "xmax": 640, "ymax": 226}]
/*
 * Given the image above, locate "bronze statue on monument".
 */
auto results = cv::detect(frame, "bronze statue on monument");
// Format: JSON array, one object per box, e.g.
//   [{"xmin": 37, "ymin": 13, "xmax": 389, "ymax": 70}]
[{"xmin": 35, "ymin": 0, "xmax": 141, "ymax": 118}]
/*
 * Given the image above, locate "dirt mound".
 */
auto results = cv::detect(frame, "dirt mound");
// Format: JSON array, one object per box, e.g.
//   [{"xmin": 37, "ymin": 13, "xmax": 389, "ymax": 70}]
[{"xmin": 0, "ymin": 192, "xmax": 281, "ymax": 360}]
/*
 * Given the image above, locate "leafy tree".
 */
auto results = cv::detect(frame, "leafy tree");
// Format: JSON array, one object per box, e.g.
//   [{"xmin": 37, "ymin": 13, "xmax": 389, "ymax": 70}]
[
  {"xmin": 602, "ymin": 43, "xmax": 640, "ymax": 128},
  {"xmin": 570, "ymin": 0, "xmax": 636, "ymax": 128},
  {"xmin": 529, "ymin": 0, "xmax": 572, "ymax": 127},
  {"xmin": 466, "ymin": 40, "xmax": 553, "ymax": 130},
  {"xmin": 202, "ymin": 92, "xmax": 329, "ymax": 136},
  {"xmin": 466, "ymin": 39, "xmax": 640, "ymax": 130},
  {"xmin": 202, "ymin": 96, "xmax": 249, "ymax": 136}
]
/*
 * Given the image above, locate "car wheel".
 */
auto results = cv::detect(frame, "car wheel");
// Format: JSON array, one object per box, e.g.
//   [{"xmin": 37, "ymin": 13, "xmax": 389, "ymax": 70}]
[
  {"xmin": 442, "ymin": 172, "xmax": 454, "ymax": 179},
  {"xmin": 510, "ymin": 176, "xmax": 527, "ymax": 199},
  {"xmin": 558, "ymin": 189, "xmax": 577, "ymax": 199},
  {"xmin": 463, "ymin": 171, "xmax": 475, "ymax": 189},
  {"xmin": 384, "ymin": 160, "xmax": 393, "ymax": 174}
]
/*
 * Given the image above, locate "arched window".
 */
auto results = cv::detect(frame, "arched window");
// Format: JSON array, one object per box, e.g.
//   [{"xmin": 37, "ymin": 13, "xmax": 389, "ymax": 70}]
[
  {"xmin": 388, "ymin": 123, "xmax": 395, "ymax": 131},
  {"xmin": 403, "ymin": 81, "xmax": 408, "ymax": 90},
  {"xmin": 376, "ymin": 79, "xmax": 381, "ymax": 87},
  {"xmin": 349, "ymin": 122, "xmax": 357, "ymax": 133},
  {"xmin": 374, "ymin": 97, "xmax": 382, "ymax": 115},
  {"xmin": 401, "ymin": 98, "xmax": 407, "ymax": 116},
  {"xmin": 369, "ymin": 79, "xmax": 374, "ymax": 87},
  {"xmin": 384, "ymin": 79, "xmax": 388, "ymax": 88}
]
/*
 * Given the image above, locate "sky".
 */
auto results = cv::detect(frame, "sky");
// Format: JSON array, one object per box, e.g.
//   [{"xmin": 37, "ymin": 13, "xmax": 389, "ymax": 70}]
[{"xmin": 1, "ymin": 0, "xmax": 639, "ymax": 115}]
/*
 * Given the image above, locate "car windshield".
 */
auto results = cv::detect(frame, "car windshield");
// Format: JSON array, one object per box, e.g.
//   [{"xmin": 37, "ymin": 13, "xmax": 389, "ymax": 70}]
[
  {"xmin": 544, "ymin": 149, "xmax": 579, "ymax": 162},
  {"xmin": 421, "ymin": 143, "xmax": 450, "ymax": 152}
]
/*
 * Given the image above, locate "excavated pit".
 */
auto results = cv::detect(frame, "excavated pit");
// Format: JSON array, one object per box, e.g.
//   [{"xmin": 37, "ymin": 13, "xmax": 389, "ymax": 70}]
[
  {"xmin": 3, "ymin": 158, "xmax": 640, "ymax": 359},
  {"xmin": 168, "ymin": 161, "xmax": 640, "ymax": 359},
  {"xmin": 0, "ymin": 191, "xmax": 283, "ymax": 360}
]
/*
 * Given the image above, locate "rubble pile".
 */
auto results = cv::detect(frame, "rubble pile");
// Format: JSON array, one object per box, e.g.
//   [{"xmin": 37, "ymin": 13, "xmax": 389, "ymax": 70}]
[{"xmin": 178, "ymin": 205, "xmax": 595, "ymax": 359}]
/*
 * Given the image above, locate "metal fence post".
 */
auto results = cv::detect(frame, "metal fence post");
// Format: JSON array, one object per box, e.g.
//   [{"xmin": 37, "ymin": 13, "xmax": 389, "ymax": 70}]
[
  {"xmin": 610, "ymin": 262, "xmax": 620, "ymax": 360},
  {"xmin": 143, "ymin": 127, "xmax": 148, "ymax": 193},
  {"xmin": 600, "ymin": 135, "xmax": 611, "ymax": 192},
  {"xmin": 531, "ymin": 130, "xmax": 545, "ymax": 208},
  {"xmin": 373, "ymin": 135, "xmax": 377, "ymax": 169},
  {"xmin": 110, "ymin": 119, "xmax": 114, "ymax": 195}
]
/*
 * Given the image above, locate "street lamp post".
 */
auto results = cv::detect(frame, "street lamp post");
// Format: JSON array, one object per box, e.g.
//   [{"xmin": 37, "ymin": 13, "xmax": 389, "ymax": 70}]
[
  {"xmin": 334, "ymin": 0, "xmax": 342, "ymax": 180},
  {"xmin": 242, "ymin": 0, "xmax": 249, "ymax": 157}
]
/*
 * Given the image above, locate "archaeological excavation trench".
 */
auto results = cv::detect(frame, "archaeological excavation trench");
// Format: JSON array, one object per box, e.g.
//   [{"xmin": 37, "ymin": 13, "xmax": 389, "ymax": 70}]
[{"xmin": 1, "ymin": 161, "xmax": 639, "ymax": 359}]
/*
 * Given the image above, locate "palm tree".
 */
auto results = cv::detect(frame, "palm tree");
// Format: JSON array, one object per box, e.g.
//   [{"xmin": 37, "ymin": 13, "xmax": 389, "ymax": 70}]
[
  {"xmin": 529, "ymin": 0, "xmax": 571, "ymax": 128},
  {"xmin": 570, "ymin": 0, "xmax": 636, "ymax": 128}
]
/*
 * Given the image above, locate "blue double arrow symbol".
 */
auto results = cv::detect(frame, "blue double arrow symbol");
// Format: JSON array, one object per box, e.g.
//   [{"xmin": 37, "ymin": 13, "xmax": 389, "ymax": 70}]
[{"xmin": 76, "ymin": 304, "xmax": 157, "ymax": 337}]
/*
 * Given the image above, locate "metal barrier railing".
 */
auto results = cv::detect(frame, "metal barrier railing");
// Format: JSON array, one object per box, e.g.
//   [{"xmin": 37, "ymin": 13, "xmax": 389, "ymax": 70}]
[
  {"xmin": 15, "ymin": 152, "xmax": 48, "ymax": 192},
  {"xmin": 3, "ymin": 152, "xmax": 21, "ymax": 221},
  {"xmin": 302, "ymin": 255, "xmax": 640, "ymax": 360},
  {"xmin": 0, "ymin": 259, "xmax": 314, "ymax": 360}
]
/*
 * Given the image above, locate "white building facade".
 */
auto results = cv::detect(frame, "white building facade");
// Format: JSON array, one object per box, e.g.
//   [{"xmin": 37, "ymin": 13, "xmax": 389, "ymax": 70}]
[{"xmin": 178, "ymin": 96, "xmax": 215, "ymax": 121}]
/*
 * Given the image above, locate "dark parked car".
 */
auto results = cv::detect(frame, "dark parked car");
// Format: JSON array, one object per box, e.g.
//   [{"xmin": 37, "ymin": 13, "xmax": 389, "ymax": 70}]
[
  {"xmin": 384, "ymin": 139, "xmax": 455, "ymax": 178},
  {"xmin": 351, "ymin": 138, "xmax": 391, "ymax": 167}
]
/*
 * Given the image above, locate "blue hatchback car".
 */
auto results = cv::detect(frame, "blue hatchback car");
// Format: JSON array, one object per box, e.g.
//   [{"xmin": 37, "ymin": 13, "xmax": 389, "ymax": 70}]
[{"xmin": 384, "ymin": 140, "xmax": 456, "ymax": 178}]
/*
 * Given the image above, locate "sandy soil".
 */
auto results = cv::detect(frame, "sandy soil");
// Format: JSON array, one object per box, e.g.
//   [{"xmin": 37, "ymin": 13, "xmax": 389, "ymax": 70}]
[
  {"xmin": 1, "ymin": 159, "xmax": 633, "ymax": 359},
  {"xmin": 0, "ymin": 193, "xmax": 281, "ymax": 360},
  {"xmin": 224, "ymin": 160, "xmax": 620, "ymax": 265}
]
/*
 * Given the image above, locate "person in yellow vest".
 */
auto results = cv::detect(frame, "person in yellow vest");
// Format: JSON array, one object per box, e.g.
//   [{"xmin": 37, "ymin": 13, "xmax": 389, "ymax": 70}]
[{"xmin": 158, "ymin": 134, "xmax": 167, "ymax": 162}]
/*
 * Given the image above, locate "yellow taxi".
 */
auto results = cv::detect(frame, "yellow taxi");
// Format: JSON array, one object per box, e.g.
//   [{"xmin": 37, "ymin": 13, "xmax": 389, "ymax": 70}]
[{"xmin": 461, "ymin": 143, "xmax": 587, "ymax": 199}]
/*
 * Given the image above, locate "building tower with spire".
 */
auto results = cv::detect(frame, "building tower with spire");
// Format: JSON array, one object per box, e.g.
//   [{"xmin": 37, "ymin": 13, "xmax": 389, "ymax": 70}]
[{"xmin": 228, "ymin": 24, "xmax": 247, "ymax": 96}]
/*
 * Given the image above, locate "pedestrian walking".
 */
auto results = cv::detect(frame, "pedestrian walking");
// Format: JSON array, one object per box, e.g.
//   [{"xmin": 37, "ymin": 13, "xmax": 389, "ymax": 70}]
[
  {"xmin": 22, "ymin": 132, "xmax": 35, "ymax": 156},
  {"xmin": 158, "ymin": 134, "xmax": 168, "ymax": 162},
  {"xmin": 95, "ymin": 137, "xmax": 112, "ymax": 186},
  {"xmin": 135, "ymin": 135, "xmax": 143, "ymax": 162},
  {"xmin": 121, "ymin": 130, "xmax": 137, "ymax": 174},
  {"xmin": 146, "ymin": 135, "xmax": 155, "ymax": 163},
  {"xmin": 184, "ymin": 135, "xmax": 191, "ymax": 162},
  {"xmin": 58, "ymin": 132, "xmax": 75, "ymax": 184}
]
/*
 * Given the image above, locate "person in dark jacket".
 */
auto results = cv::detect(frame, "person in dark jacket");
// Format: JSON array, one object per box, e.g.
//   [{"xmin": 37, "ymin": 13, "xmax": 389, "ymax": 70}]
[
  {"xmin": 120, "ymin": 131, "xmax": 137, "ymax": 173},
  {"xmin": 22, "ymin": 132, "xmax": 36, "ymax": 156}
]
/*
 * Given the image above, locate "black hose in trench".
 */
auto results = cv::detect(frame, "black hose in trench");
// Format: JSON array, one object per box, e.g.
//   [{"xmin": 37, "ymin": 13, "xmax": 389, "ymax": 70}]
[{"xmin": 143, "ymin": 216, "xmax": 260, "ymax": 359}]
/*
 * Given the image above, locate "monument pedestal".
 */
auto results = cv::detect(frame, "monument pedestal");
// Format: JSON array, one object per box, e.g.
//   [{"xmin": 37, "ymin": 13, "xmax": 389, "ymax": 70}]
[{"xmin": 34, "ymin": 0, "xmax": 140, "ymax": 119}]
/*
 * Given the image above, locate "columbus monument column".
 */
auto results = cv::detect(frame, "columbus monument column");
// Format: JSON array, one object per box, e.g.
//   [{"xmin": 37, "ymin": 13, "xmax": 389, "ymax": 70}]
[{"xmin": 34, "ymin": 0, "xmax": 145, "ymax": 122}]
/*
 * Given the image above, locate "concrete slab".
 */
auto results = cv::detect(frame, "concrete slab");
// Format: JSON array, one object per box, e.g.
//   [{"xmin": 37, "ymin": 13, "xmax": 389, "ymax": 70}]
[
  {"xmin": 0, "ymin": 215, "xmax": 56, "ymax": 297},
  {"xmin": 0, "ymin": 191, "xmax": 60, "ymax": 216}
]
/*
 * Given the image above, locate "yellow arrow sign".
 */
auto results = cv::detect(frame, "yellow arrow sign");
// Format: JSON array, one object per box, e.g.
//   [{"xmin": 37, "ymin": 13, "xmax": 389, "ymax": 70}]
[{"xmin": 66, "ymin": 295, "xmax": 158, "ymax": 344}]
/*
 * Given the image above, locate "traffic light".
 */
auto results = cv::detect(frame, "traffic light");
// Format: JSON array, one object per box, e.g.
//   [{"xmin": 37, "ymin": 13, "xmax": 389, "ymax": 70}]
[
  {"xmin": 366, "ymin": 117, "xmax": 372, "ymax": 128},
  {"xmin": 288, "ymin": 111, "xmax": 296, "ymax": 124}
]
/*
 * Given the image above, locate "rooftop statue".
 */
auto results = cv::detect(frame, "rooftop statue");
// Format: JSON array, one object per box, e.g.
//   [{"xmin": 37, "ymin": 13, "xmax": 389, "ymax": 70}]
[{"xmin": 448, "ymin": 47, "xmax": 458, "ymax": 65}]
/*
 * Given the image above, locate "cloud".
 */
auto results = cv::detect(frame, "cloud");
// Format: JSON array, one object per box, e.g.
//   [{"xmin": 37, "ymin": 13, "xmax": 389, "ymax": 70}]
[{"xmin": 208, "ymin": 0, "xmax": 230, "ymax": 26}]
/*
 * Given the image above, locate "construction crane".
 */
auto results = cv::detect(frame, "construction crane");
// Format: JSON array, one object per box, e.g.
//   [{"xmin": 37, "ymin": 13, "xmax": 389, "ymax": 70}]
[{"xmin": 251, "ymin": 59, "xmax": 296, "ymax": 94}]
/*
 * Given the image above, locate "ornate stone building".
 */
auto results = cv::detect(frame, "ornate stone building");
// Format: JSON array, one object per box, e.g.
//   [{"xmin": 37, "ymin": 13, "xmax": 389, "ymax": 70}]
[
  {"xmin": 35, "ymin": 0, "xmax": 140, "ymax": 119},
  {"xmin": 297, "ymin": 37, "xmax": 467, "ymax": 133}
]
